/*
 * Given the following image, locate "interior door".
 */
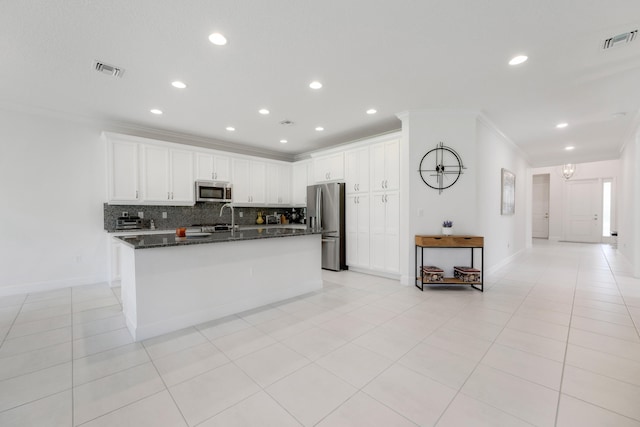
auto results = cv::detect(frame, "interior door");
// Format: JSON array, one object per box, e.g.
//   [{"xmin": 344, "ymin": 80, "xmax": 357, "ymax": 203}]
[
  {"xmin": 563, "ymin": 178, "xmax": 602, "ymax": 243},
  {"xmin": 532, "ymin": 174, "xmax": 550, "ymax": 239}
]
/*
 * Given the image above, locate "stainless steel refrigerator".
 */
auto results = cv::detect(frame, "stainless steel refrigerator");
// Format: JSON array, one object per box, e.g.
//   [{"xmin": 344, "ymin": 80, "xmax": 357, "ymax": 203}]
[{"xmin": 307, "ymin": 183, "xmax": 346, "ymax": 271}]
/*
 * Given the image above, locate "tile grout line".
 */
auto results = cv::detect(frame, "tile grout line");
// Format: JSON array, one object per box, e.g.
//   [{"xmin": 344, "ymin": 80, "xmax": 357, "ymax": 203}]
[{"xmin": 430, "ymin": 275, "xmax": 540, "ymax": 427}]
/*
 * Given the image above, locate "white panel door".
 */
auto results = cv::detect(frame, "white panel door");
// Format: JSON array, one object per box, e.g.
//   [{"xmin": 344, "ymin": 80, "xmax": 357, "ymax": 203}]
[
  {"xmin": 232, "ymin": 158, "xmax": 251, "ymax": 203},
  {"xmin": 357, "ymin": 194, "xmax": 370, "ymax": 268},
  {"xmin": 532, "ymin": 174, "xmax": 550, "ymax": 239},
  {"xmin": 370, "ymin": 194, "xmax": 386, "ymax": 270},
  {"xmin": 564, "ymin": 179, "xmax": 602, "ymax": 243}
]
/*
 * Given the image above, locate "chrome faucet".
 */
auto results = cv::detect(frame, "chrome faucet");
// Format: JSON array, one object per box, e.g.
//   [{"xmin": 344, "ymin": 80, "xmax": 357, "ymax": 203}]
[{"xmin": 219, "ymin": 203, "xmax": 235, "ymax": 232}]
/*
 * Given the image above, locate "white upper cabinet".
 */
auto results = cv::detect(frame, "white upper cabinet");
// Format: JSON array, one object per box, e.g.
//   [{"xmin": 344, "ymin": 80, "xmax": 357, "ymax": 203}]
[
  {"xmin": 313, "ymin": 152, "xmax": 344, "ymax": 183},
  {"xmin": 169, "ymin": 149, "xmax": 195, "ymax": 203},
  {"xmin": 195, "ymin": 152, "xmax": 230, "ymax": 182},
  {"xmin": 232, "ymin": 158, "xmax": 266, "ymax": 204},
  {"xmin": 371, "ymin": 139, "xmax": 399, "ymax": 192},
  {"xmin": 291, "ymin": 160, "xmax": 312, "ymax": 205},
  {"xmin": 345, "ymin": 147, "xmax": 370, "ymax": 194},
  {"xmin": 107, "ymin": 137, "xmax": 140, "ymax": 204},
  {"xmin": 266, "ymin": 162, "xmax": 291, "ymax": 205},
  {"xmin": 141, "ymin": 145, "xmax": 194, "ymax": 205}
]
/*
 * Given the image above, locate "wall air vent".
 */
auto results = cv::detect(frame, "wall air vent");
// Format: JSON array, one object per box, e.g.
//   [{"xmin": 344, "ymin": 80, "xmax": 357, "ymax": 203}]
[
  {"xmin": 93, "ymin": 60, "xmax": 124, "ymax": 78},
  {"xmin": 602, "ymin": 30, "xmax": 637, "ymax": 50}
]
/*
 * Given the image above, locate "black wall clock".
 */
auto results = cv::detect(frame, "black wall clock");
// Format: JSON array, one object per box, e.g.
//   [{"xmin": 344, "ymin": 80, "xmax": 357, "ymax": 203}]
[{"xmin": 418, "ymin": 142, "xmax": 464, "ymax": 194}]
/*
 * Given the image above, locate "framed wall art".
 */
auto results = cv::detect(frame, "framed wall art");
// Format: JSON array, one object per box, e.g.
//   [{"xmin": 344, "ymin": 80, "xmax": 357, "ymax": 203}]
[{"xmin": 501, "ymin": 168, "xmax": 515, "ymax": 215}]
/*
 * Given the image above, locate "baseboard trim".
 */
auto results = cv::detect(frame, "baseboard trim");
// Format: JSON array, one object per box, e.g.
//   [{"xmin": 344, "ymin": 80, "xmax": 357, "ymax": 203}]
[{"xmin": 0, "ymin": 276, "xmax": 106, "ymax": 297}]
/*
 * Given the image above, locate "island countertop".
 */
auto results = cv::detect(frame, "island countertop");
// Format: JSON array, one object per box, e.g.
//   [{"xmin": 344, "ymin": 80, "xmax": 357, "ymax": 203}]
[{"xmin": 116, "ymin": 227, "xmax": 322, "ymax": 249}]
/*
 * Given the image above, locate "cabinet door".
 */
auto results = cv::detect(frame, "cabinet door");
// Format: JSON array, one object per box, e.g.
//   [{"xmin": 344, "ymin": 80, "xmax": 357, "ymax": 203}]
[
  {"xmin": 345, "ymin": 148, "xmax": 369, "ymax": 194},
  {"xmin": 169, "ymin": 149, "xmax": 194, "ymax": 204},
  {"xmin": 356, "ymin": 194, "xmax": 370, "ymax": 267},
  {"xmin": 213, "ymin": 155, "xmax": 231, "ymax": 182},
  {"xmin": 291, "ymin": 162, "xmax": 308, "ymax": 205},
  {"xmin": 195, "ymin": 152, "xmax": 214, "ymax": 181},
  {"xmin": 371, "ymin": 143, "xmax": 386, "ymax": 192},
  {"xmin": 383, "ymin": 192, "xmax": 399, "ymax": 272},
  {"xmin": 249, "ymin": 161, "xmax": 266, "ymax": 204},
  {"xmin": 370, "ymin": 139, "xmax": 398, "ymax": 192},
  {"xmin": 384, "ymin": 139, "xmax": 399, "ymax": 191},
  {"xmin": 232, "ymin": 158, "xmax": 251, "ymax": 203},
  {"xmin": 313, "ymin": 153, "xmax": 344, "ymax": 182},
  {"xmin": 345, "ymin": 195, "xmax": 358, "ymax": 265},
  {"xmin": 266, "ymin": 163, "xmax": 280, "ymax": 204},
  {"xmin": 279, "ymin": 164, "xmax": 291, "ymax": 204},
  {"xmin": 142, "ymin": 145, "xmax": 170, "ymax": 202},
  {"xmin": 108, "ymin": 139, "xmax": 140, "ymax": 203},
  {"xmin": 370, "ymin": 194, "xmax": 386, "ymax": 269}
]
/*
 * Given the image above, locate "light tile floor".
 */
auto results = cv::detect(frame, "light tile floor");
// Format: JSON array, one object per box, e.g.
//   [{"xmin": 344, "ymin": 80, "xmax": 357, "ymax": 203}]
[{"xmin": 1, "ymin": 240, "xmax": 640, "ymax": 426}]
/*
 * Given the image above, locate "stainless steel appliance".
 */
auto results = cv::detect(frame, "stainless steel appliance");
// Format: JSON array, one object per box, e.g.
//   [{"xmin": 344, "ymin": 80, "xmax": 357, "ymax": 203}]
[
  {"xmin": 307, "ymin": 183, "xmax": 346, "ymax": 271},
  {"xmin": 115, "ymin": 216, "xmax": 142, "ymax": 230},
  {"xmin": 195, "ymin": 180, "xmax": 232, "ymax": 202}
]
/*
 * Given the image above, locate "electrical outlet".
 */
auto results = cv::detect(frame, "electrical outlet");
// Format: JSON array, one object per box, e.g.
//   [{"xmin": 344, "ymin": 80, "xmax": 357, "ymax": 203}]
[
  {"xmin": 138, "ymin": 211, "xmax": 144, "ymax": 218},
  {"xmin": 121, "ymin": 212, "xmax": 129, "ymax": 217},
  {"xmin": 162, "ymin": 212, "xmax": 167, "ymax": 219},
  {"xmin": 239, "ymin": 211, "xmax": 243, "ymax": 218}
]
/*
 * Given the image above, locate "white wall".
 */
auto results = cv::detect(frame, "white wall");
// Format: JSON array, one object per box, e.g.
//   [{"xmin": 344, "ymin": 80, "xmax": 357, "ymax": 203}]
[
  {"xmin": 475, "ymin": 118, "xmax": 530, "ymax": 272},
  {"xmin": 397, "ymin": 111, "xmax": 529, "ymax": 284},
  {"xmin": 531, "ymin": 159, "xmax": 620, "ymax": 242},
  {"xmin": 619, "ymin": 131, "xmax": 639, "ymax": 277},
  {"xmin": 0, "ymin": 108, "xmax": 108, "ymax": 295}
]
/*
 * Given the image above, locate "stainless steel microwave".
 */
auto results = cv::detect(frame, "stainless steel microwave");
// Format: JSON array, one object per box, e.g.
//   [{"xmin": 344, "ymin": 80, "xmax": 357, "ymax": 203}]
[{"xmin": 195, "ymin": 180, "xmax": 232, "ymax": 202}]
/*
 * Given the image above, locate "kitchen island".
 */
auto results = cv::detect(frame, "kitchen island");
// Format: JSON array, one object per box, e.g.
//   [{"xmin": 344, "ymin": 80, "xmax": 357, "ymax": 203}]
[{"xmin": 117, "ymin": 227, "xmax": 322, "ymax": 341}]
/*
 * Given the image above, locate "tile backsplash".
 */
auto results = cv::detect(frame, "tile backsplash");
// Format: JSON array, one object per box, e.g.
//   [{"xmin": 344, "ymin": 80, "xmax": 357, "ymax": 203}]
[{"xmin": 104, "ymin": 203, "xmax": 306, "ymax": 231}]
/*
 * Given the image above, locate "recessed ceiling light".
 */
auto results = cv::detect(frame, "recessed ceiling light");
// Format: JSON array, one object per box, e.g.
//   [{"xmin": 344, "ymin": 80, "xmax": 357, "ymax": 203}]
[
  {"xmin": 509, "ymin": 55, "xmax": 528, "ymax": 65},
  {"xmin": 150, "ymin": 109, "xmax": 163, "ymax": 115},
  {"xmin": 171, "ymin": 81, "xmax": 187, "ymax": 89},
  {"xmin": 208, "ymin": 33, "xmax": 227, "ymax": 46},
  {"xmin": 309, "ymin": 81, "xmax": 323, "ymax": 89},
  {"xmin": 366, "ymin": 109, "xmax": 377, "ymax": 115},
  {"xmin": 556, "ymin": 122, "xmax": 568, "ymax": 129},
  {"xmin": 565, "ymin": 146, "xmax": 575, "ymax": 151},
  {"xmin": 280, "ymin": 139, "xmax": 288, "ymax": 144},
  {"xmin": 315, "ymin": 126, "xmax": 324, "ymax": 131},
  {"xmin": 226, "ymin": 126, "xmax": 235, "ymax": 131},
  {"xmin": 259, "ymin": 109, "xmax": 270, "ymax": 115}
]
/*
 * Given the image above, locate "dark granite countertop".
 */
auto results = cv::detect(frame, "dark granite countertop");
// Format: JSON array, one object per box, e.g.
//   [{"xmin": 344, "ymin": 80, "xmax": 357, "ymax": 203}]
[{"xmin": 115, "ymin": 227, "xmax": 322, "ymax": 249}]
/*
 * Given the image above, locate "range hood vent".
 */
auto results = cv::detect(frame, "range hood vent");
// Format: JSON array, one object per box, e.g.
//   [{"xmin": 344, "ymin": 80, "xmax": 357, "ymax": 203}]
[
  {"xmin": 602, "ymin": 30, "xmax": 637, "ymax": 50},
  {"xmin": 93, "ymin": 60, "xmax": 124, "ymax": 78}
]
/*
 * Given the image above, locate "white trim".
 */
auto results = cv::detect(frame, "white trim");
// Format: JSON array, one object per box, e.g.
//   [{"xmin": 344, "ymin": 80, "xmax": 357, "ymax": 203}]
[{"xmin": 0, "ymin": 276, "xmax": 107, "ymax": 297}]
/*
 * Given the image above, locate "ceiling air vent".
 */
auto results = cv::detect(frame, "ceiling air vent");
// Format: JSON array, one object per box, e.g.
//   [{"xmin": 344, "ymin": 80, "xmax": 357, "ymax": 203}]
[
  {"xmin": 93, "ymin": 60, "xmax": 124, "ymax": 78},
  {"xmin": 279, "ymin": 120, "xmax": 294, "ymax": 126},
  {"xmin": 602, "ymin": 30, "xmax": 637, "ymax": 50}
]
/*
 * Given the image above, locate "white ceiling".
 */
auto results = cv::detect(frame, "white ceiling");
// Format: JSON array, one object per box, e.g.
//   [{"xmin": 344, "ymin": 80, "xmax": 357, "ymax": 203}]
[{"xmin": 2, "ymin": 1, "xmax": 640, "ymax": 165}]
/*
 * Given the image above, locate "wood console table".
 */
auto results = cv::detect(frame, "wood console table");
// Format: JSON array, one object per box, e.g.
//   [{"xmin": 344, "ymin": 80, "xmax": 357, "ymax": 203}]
[{"xmin": 415, "ymin": 235, "xmax": 484, "ymax": 292}]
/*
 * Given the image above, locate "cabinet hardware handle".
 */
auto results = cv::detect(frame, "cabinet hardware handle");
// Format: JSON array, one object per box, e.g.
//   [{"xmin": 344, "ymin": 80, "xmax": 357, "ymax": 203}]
[
  {"xmin": 135, "ymin": 190, "xmax": 138, "ymax": 199},
  {"xmin": 167, "ymin": 192, "xmax": 170, "ymax": 200}
]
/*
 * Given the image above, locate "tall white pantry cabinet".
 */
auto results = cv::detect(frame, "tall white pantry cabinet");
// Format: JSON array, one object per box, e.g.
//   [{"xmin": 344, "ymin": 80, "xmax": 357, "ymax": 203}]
[{"xmin": 343, "ymin": 135, "xmax": 400, "ymax": 275}]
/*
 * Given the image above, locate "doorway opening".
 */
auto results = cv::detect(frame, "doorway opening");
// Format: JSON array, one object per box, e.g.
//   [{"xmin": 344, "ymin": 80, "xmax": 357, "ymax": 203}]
[{"xmin": 532, "ymin": 174, "xmax": 550, "ymax": 239}]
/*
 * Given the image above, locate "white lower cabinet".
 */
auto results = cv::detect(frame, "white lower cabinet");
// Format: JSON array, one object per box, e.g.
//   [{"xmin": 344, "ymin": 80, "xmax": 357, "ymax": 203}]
[
  {"xmin": 346, "ymin": 194, "xmax": 370, "ymax": 268},
  {"xmin": 370, "ymin": 192, "xmax": 399, "ymax": 273}
]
